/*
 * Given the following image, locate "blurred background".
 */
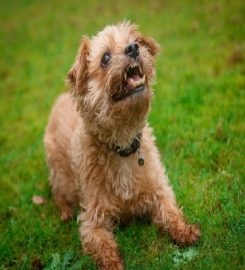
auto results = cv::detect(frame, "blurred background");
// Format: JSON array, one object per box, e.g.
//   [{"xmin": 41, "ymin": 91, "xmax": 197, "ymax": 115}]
[{"xmin": 0, "ymin": 0, "xmax": 244, "ymax": 269}]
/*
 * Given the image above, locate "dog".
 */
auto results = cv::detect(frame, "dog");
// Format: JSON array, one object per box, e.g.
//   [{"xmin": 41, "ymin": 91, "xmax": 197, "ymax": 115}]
[{"xmin": 44, "ymin": 22, "xmax": 200, "ymax": 270}]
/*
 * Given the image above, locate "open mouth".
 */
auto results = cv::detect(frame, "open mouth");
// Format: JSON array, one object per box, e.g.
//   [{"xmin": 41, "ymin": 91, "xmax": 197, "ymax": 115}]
[{"xmin": 112, "ymin": 64, "xmax": 145, "ymax": 101}]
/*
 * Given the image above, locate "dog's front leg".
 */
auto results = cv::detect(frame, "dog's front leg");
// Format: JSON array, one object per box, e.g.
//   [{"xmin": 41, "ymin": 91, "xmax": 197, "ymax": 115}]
[
  {"xmin": 79, "ymin": 210, "xmax": 123, "ymax": 270},
  {"xmin": 152, "ymin": 186, "xmax": 200, "ymax": 246}
]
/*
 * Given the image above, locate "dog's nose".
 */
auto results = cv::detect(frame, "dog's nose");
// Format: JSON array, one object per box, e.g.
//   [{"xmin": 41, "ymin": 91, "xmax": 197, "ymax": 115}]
[{"xmin": 125, "ymin": 43, "xmax": 139, "ymax": 59}]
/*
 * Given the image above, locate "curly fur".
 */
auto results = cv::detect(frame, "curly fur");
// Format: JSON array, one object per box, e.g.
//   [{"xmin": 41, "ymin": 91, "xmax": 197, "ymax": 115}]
[{"xmin": 44, "ymin": 22, "xmax": 200, "ymax": 270}]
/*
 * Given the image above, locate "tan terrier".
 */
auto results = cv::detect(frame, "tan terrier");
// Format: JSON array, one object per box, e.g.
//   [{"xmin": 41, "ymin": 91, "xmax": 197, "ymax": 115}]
[{"xmin": 44, "ymin": 22, "xmax": 200, "ymax": 270}]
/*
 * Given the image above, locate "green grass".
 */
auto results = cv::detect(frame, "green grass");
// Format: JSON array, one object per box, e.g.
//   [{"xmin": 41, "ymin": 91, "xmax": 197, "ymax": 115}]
[{"xmin": 0, "ymin": 0, "xmax": 244, "ymax": 269}]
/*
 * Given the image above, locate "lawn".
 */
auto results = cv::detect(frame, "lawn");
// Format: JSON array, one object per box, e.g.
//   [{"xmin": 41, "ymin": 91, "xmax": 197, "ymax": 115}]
[{"xmin": 0, "ymin": 0, "xmax": 244, "ymax": 269}]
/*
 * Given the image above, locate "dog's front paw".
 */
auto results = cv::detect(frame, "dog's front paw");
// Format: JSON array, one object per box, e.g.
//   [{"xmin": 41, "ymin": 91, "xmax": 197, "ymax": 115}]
[
  {"xmin": 99, "ymin": 248, "xmax": 124, "ymax": 270},
  {"xmin": 172, "ymin": 224, "xmax": 200, "ymax": 247},
  {"xmin": 101, "ymin": 261, "xmax": 123, "ymax": 270}
]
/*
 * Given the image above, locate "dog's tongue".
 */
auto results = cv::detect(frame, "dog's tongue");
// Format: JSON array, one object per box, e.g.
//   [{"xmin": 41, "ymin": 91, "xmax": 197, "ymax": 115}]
[
  {"xmin": 131, "ymin": 74, "xmax": 141, "ymax": 81},
  {"xmin": 127, "ymin": 74, "xmax": 144, "ymax": 89}
]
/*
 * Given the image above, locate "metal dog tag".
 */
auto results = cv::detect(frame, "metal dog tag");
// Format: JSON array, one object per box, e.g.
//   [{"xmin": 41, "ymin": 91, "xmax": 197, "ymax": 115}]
[{"xmin": 137, "ymin": 149, "xmax": 144, "ymax": 166}]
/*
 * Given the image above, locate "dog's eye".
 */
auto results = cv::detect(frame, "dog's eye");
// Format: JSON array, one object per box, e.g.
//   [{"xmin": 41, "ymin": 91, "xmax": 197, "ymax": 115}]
[{"xmin": 101, "ymin": 52, "xmax": 111, "ymax": 67}]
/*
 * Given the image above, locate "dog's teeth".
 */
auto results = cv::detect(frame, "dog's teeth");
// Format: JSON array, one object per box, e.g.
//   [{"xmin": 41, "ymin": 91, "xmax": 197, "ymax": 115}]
[
  {"xmin": 139, "ymin": 66, "xmax": 142, "ymax": 75},
  {"xmin": 138, "ymin": 77, "xmax": 145, "ymax": 86},
  {"xmin": 128, "ymin": 76, "xmax": 146, "ymax": 89},
  {"xmin": 129, "ymin": 78, "xmax": 136, "ymax": 88},
  {"xmin": 124, "ymin": 72, "xmax": 127, "ymax": 81}
]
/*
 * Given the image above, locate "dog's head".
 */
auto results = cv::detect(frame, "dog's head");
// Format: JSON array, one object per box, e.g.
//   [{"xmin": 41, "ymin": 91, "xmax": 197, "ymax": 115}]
[{"xmin": 68, "ymin": 22, "xmax": 160, "ymax": 147}]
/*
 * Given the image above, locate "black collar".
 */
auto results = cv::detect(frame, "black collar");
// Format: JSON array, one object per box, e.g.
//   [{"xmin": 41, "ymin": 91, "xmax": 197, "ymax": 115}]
[{"xmin": 112, "ymin": 134, "xmax": 142, "ymax": 157}]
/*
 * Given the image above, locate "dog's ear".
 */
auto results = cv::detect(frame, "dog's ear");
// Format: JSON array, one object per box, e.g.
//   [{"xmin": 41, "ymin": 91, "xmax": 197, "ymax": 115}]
[
  {"xmin": 138, "ymin": 35, "xmax": 161, "ymax": 58},
  {"xmin": 67, "ymin": 36, "xmax": 90, "ymax": 97}
]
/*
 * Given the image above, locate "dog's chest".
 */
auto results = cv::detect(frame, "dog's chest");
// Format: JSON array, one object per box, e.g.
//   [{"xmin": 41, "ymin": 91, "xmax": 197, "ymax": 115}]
[{"xmin": 107, "ymin": 157, "xmax": 143, "ymax": 201}]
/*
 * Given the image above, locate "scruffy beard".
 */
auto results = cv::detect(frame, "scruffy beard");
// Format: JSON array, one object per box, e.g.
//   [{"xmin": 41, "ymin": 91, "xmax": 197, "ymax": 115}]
[{"xmin": 81, "ymin": 78, "xmax": 152, "ymax": 148}]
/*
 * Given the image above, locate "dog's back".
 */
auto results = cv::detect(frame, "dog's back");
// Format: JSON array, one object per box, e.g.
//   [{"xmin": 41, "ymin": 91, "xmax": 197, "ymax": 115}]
[{"xmin": 44, "ymin": 93, "xmax": 80, "ymax": 220}]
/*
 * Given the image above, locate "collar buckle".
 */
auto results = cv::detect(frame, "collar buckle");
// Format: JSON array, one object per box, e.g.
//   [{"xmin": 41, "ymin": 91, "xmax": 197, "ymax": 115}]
[{"xmin": 112, "ymin": 134, "xmax": 144, "ymax": 166}]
